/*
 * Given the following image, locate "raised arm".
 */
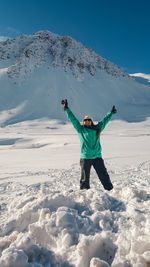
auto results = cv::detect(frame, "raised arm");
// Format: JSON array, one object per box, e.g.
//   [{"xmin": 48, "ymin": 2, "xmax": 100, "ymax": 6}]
[
  {"xmin": 61, "ymin": 99, "xmax": 82, "ymax": 132},
  {"xmin": 98, "ymin": 106, "xmax": 117, "ymax": 131}
]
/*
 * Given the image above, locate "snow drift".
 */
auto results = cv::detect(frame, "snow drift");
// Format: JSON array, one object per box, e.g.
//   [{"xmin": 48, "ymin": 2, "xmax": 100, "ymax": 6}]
[{"xmin": 0, "ymin": 162, "xmax": 150, "ymax": 267}]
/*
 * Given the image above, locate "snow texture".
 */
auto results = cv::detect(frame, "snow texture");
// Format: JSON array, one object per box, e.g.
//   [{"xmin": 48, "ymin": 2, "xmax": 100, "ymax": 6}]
[
  {"xmin": 130, "ymin": 73, "xmax": 150, "ymax": 86},
  {"xmin": 0, "ymin": 119, "xmax": 150, "ymax": 266}
]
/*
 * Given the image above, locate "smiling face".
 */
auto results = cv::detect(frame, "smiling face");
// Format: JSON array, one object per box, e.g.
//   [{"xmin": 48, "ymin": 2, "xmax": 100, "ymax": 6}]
[{"xmin": 83, "ymin": 118, "xmax": 92, "ymax": 126}]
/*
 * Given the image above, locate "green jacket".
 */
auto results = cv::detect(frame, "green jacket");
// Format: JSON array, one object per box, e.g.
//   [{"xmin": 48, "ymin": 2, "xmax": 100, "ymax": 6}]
[{"xmin": 65, "ymin": 108, "xmax": 113, "ymax": 159}]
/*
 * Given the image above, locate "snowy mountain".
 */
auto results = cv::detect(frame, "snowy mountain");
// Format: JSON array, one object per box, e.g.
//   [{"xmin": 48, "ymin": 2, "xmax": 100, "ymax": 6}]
[
  {"xmin": 0, "ymin": 30, "xmax": 150, "ymax": 125},
  {"xmin": 130, "ymin": 73, "xmax": 150, "ymax": 86}
]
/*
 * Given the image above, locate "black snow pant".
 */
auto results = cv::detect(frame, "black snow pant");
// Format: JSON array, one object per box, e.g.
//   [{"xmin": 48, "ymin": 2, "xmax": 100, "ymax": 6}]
[{"xmin": 80, "ymin": 157, "xmax": 113, "ymax": 191}]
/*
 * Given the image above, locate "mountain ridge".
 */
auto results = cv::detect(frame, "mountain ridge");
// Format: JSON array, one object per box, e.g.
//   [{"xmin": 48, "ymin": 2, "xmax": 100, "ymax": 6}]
[
  {"xmin": 0, "ymin": 31, "xmax": 129, "ymax": 81},
  {"xmin": 130, "ymin": 73, "xmax": 150, "ymax": 86},
  {"xmin": 0, "ymin": 30, "xmax": 150, "ymax": 125}
]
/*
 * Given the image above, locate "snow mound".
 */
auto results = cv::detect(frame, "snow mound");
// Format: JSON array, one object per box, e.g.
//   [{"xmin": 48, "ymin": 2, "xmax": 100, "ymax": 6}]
[{"xmin": 0, "ymin": 161, "xmax": 150, "ymax": 266}]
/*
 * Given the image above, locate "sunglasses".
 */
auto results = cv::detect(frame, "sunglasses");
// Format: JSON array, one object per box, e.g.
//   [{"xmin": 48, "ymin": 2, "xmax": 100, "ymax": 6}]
[{"xmin": 83, "ymin": 119, "xmax": 92, "ymax": 122}]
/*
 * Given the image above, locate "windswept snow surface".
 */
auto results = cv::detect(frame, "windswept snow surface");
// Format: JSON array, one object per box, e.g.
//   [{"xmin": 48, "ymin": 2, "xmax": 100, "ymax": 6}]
[
  {"xmin": 130, "ymin": 73, "xmax": 150, "ymax": 86},
  {"xmin": 0, "ymin": 118, "xmax": 150, "ymax": 266},
  {"xmin": 130, "ymin": 73, "xmax": 150, "ymax": 83}
]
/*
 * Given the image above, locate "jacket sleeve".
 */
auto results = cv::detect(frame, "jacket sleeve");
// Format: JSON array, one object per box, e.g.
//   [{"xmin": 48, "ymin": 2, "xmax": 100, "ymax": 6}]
[
  {"xmin": 98, "ymin": 111, "xmax": 113, "ymax": 132},
  {"xmin": 65, "ymin": 108, "xmax": 82, "ymax": 133}
]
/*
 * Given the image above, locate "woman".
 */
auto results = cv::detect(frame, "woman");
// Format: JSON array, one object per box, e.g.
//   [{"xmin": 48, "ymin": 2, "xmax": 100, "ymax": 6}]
[{"xmin": 61, "ymin": 99, "xmax": 117, "ymax": 190}]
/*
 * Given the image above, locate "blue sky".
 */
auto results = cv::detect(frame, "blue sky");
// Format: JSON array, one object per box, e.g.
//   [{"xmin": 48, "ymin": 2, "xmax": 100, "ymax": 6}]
[{"xmin": 0, "ymin": 0, "xmax": 150, "ymax": 74}]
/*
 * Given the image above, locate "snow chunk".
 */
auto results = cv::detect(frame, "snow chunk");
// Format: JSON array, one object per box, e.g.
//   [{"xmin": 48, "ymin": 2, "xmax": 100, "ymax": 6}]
[
  {"xmin": 76, "ymin": 232, "xmax": 117, "ymax": 267},
  {"xmin": 90, "ymin": 257, "xmax": 110, "ymax": 267}
]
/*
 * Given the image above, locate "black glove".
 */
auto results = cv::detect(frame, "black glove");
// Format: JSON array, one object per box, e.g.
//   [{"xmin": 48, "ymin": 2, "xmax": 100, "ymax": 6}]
[
  {"xmin": 111, "ymin": 105, "xmax": 117, "ymax": 114},
  {"xmin": 61, "ymin": 99, "xmax": 68, "ymax": 111}
]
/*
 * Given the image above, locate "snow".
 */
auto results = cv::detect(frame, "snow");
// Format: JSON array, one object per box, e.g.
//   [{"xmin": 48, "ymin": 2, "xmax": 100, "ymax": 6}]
[
  {"xmin": 0, "ymin": 118, "xmax": 150, "ymax": 266},
  {"xmin": 130, "ymin": 73, "xmax": 150, "ymax": 83},
  {"xmin": 0, "ymin": 67, "xmax": 8, "ymax": 76},
  {"xmin": 130, "ymin": 73, "xmax": 150, "ymax": 87},
  {"xmin": 0, "ymin": 29, "xmax": 150, "ymax": 266},
  {"xmin": 0, "ymin": 31, "xmax": 150, "ymax": 125},
  {"xmin": 0, "ymin": 37, "xmax": 9, "ymax": 42}
]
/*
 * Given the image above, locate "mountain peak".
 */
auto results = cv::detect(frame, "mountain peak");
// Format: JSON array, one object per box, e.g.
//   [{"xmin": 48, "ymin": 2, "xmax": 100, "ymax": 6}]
[
  {"xmin": 0, "ymin": 30, "xmax": 129, "ymax": 81},
  {"xmin": 0, "ymin": 30, "xmax": 150, "ymax": 125}
]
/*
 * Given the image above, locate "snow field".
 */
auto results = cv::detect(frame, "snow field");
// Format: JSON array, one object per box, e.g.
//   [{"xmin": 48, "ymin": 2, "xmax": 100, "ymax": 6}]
[
  {"xmin": 0, "ymin": 119, "xmax": 150, "ymax": 266},
  {"xmin": 0, "ymin": 162, "xmax": 150, "ymax": 266}
]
